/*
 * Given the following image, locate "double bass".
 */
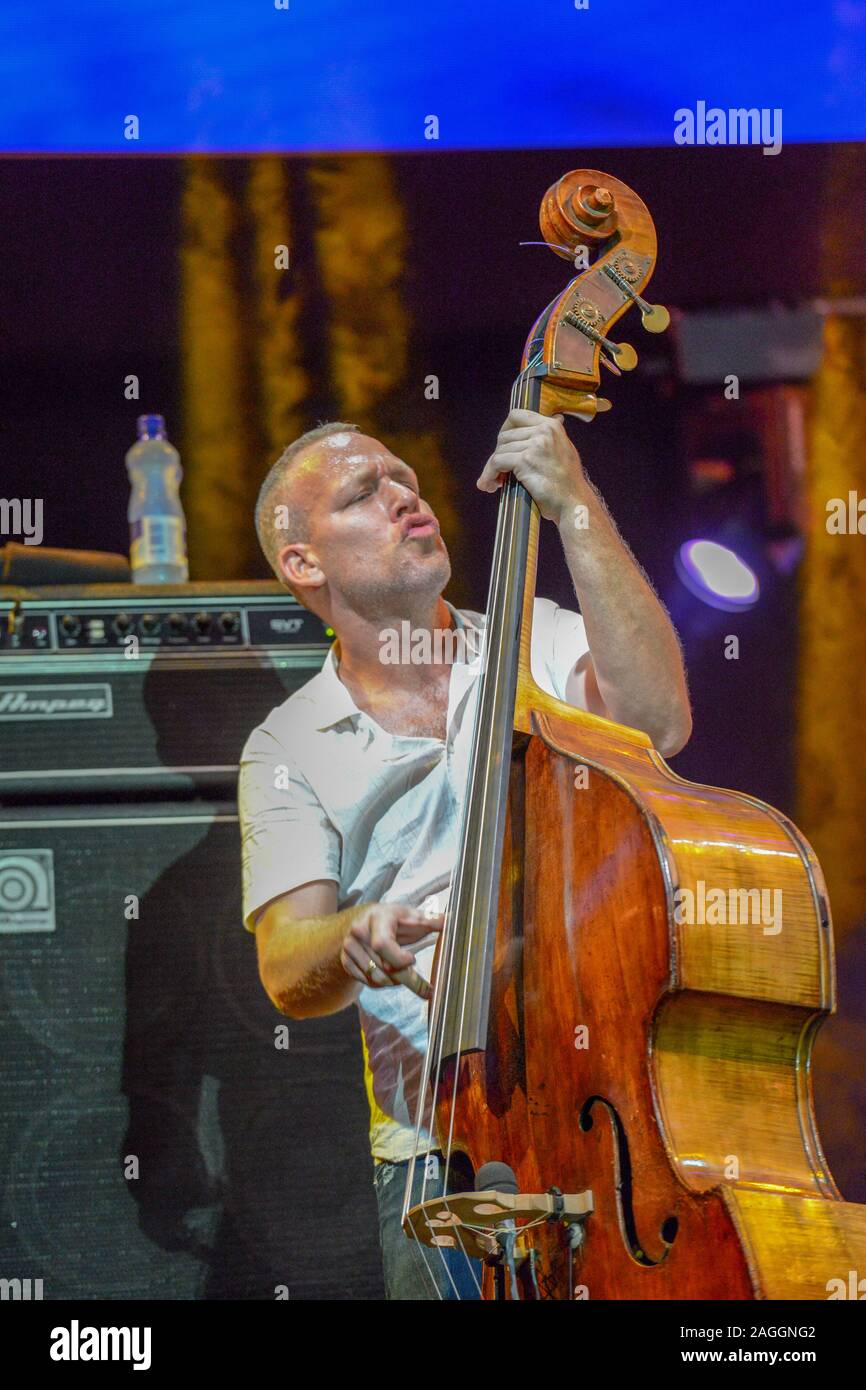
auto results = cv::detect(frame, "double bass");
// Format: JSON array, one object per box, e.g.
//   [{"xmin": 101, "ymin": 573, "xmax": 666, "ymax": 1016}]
[{"xmin": 401, "ymin": 170, "xmax": 866, "ymax": 1299}]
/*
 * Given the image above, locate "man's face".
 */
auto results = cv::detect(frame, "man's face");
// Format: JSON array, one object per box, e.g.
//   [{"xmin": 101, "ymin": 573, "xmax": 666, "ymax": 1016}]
[{"xmin": 279, "ymin": 431, "xmax": 451, "ymax": 615}]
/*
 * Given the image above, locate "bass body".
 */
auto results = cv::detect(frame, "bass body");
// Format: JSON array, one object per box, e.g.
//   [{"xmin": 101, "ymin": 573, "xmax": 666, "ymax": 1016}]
[
  {"xmin": 404, "ymin": 170, "xmax": 866, "ymax": 1299},
  {"xmin": 434, "ymin": 660, "xmax": 866, "ymax": 1298}
]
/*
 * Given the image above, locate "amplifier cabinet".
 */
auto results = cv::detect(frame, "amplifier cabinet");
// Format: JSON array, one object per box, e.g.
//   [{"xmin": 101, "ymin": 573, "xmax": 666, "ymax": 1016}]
[
  {"xmin": 0, "ymin": 801, "xmax": 383, "ymax": 1300},
  {"xmin": 0, "ymin": 585, "xmax": 383, "ymax": 1300}
]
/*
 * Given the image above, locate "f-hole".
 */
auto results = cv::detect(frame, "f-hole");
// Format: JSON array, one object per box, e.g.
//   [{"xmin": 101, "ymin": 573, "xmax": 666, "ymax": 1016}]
[{"xmin": 580, "ymin": 1095, "xmax": 679, "ymax": 1265}]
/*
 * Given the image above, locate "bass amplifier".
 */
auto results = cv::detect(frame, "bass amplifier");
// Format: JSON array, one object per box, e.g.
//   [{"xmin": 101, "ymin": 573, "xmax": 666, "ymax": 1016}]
[
  {"xmin": 0, "ymin": 583, "xmax": 384, "ymax": 1300},
  {"xmin": 0, "ymin": 582, "xmax": 332, "ymax": 799},
  {"xmin": 0, "ymin": 800, "xmax": 383, "ymax": 1301}
]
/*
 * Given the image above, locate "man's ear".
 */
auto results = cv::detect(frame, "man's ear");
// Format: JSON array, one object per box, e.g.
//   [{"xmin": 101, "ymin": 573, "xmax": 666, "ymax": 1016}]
[{"xmin": 279, "ymin": 542, "xmax": 325, "ymax": 594}]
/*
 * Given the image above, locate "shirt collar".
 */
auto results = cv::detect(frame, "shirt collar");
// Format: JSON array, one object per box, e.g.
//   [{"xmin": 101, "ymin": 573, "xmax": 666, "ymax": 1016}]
[{"xmin": 310, "ymin": 599, "xmax": 474, "ymax": 732}]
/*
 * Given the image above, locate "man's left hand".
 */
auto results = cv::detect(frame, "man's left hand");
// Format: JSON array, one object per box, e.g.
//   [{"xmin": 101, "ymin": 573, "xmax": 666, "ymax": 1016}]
[{"xmin": 476, "ymin": 409, "xmax": 585, "ymax": 524}]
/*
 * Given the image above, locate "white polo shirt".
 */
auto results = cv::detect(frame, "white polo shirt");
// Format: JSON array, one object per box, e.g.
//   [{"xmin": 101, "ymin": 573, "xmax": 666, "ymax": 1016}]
[{"xmin": 238, "ymin": 595, "xmax": 591, "ymax": 1162}]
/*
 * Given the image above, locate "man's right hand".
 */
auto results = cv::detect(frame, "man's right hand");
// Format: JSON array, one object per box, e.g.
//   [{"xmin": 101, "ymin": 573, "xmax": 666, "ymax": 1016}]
[{"xmin": 340, "ymin": 902, "xmax": 445, "ymax": 998}]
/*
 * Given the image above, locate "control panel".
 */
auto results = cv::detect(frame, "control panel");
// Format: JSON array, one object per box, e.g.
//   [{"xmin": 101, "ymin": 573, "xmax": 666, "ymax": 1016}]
[{"xmin": 0, "ymin": 585, "xmax": 333, "ymax": 654}]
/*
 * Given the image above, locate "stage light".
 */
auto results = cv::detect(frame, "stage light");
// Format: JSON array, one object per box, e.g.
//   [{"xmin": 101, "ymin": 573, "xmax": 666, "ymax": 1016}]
[{"xmin": 675, "ymin": 539, "xmax": 760, "ymax": 612}]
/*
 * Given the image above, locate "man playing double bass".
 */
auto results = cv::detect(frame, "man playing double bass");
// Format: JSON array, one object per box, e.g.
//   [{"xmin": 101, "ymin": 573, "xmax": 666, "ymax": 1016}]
[{"xmin": 238, "ymin": 409, "xmax": 692, "ymax": 1299}]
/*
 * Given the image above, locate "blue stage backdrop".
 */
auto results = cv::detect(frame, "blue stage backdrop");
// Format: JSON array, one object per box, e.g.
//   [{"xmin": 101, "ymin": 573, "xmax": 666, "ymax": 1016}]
[{"xmin": 1, "ymin": 0, "xmax": 865, "ymax": 153}]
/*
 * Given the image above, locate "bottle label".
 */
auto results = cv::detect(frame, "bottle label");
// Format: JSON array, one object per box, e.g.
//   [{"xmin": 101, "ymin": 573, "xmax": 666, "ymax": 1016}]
[{"xmin": 130, "ymin": 516, "xmax": 186, "ymax": 569}]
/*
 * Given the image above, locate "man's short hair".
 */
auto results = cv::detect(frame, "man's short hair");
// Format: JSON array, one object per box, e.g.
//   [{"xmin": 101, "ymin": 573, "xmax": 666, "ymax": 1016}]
[{"xmin": 255, "ymin": 421, "xmax": 360, "ymax": 583}]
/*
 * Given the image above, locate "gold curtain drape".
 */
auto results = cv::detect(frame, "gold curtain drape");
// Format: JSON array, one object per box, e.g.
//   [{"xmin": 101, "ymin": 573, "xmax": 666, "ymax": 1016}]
[
  {"xmin": 180, "ymin": 154, "xmax": 460, "ymax": 585},
  {"xmin": 247, "ymin": 158, "xmax": 311, "ymax": 481},
  {"xmin": 180, "ymin": 159, "xmax": 258, "ymax": 579},
  {"xmin": 796, "ymin": 146, "xmax": 866, "ymax": 943}
]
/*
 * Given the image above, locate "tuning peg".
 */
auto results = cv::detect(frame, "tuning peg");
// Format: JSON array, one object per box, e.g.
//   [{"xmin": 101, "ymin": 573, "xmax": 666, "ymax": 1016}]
[
  {"xmin": 594, "ymin": 334, "xmax": 638, "ymax": 372},
  {"xmin": 568, "ymin": 393, "xmax": 612, "ymax": 422},
  {"xmin": 640, "ymin": 303, "xmax": 670, "ymax": 334},
  {"xmin": 602, "ymin": 263, "xmax": 670, "ymax": 335},
  {"xmin": 609, "ymin": 341, "xmax": 638, "ymax": 371}
]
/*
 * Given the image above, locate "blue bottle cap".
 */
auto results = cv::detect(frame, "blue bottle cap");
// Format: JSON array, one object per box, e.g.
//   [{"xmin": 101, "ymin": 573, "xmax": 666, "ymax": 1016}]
[{"xmin": 136, "ymin": 414, "xmax": 166, "ymax": 440}]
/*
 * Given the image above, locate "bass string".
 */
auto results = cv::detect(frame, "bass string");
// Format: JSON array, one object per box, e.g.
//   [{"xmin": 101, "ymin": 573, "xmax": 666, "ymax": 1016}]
[
  {"xmin": 405, "ymin": 355, "xmax": 531, "ymax": 1197},
  {"xmin": 398, "ymin": 409, "xmax": 514, "ymax": 1298},
  {"xmin": 413, "ymin": 360, "xmax": 536, "ymax": 1290},
  {"xmin": 421, "ymin": 361, "xmax": 526, "ymax": 1178},
  {"xmin": 401, "ymin": 358, "xmax": 539, "ymax": 1296}
]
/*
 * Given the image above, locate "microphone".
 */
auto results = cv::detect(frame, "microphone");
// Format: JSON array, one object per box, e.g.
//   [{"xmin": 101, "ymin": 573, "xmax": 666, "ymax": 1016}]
[
  {"xmin": 475, "ymin": 1162, "xmax": 520, "ymax": 1298},
  {"xmin": 475, "ymin": 1161, "xmax": 519, "ymax": 1195}
]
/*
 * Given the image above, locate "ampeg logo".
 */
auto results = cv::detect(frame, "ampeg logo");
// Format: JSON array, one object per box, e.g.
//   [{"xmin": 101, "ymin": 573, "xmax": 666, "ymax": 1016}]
[
  {"xmin": 0, "ymin": 851, "xmax": 55, "ymax": 933},
  {"xmin": 0, "ymin": 683, "xmax": 113, "ymax": 719}
]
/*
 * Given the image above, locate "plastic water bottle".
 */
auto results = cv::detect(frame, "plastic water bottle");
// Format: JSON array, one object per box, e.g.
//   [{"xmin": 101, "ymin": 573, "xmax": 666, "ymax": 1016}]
[{"xmin": 126, "ymin": 414, "xmax": 189, "ymax": 584}]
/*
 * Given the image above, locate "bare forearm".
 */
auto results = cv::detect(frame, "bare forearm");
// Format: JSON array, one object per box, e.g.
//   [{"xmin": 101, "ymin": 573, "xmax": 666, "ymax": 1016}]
[
  {"xmin": 262, "ymin": 905, "xmax": 363, "ymax": 1019},
  {"xmin": 557, "ymin": 477, "xmax": 692, "ymax": 755},
  {"xmin": 476, "ymin": 408, "xmax": 692, "ymax": 756}
]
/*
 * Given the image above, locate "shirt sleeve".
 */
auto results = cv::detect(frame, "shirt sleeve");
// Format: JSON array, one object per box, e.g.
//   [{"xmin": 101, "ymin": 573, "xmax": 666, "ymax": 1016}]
[
  {"xmin": 237, "ymin": 723, "xmax": 342, "ymax": 932},
  {"xmin": 530, "ymin": 595, "xmax": 592, "ymax": 707}
]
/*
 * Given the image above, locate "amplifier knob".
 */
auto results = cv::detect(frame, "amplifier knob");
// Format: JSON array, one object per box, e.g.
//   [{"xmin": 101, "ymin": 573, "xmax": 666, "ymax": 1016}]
[
  {"xmin": 60, "ymin": 614, "xmax": 81, "ymax": 637},
  {"xmin": 168, "ymin": 612, "xmax": 188, "ymax": 635},
  {"xmin": 113, "ymin": 612, "xmax": 132, "ymax": 636},
  {"xmin": 194, "ymin": 612, "xmax": 212, "ymax": 635},
  {"xmin": 219, "ymin": 612, "xmax": 240, "ymax": 636},
  {"xmin": 140, "ymin": 613, "xmax": 161, "ymax": 635}
]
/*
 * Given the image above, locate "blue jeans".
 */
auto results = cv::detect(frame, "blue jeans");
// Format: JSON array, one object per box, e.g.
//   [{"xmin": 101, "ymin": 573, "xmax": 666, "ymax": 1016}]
[{"xmin": 373, "ymin": 1150, "xmax": 483, "ymax": 1300}]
